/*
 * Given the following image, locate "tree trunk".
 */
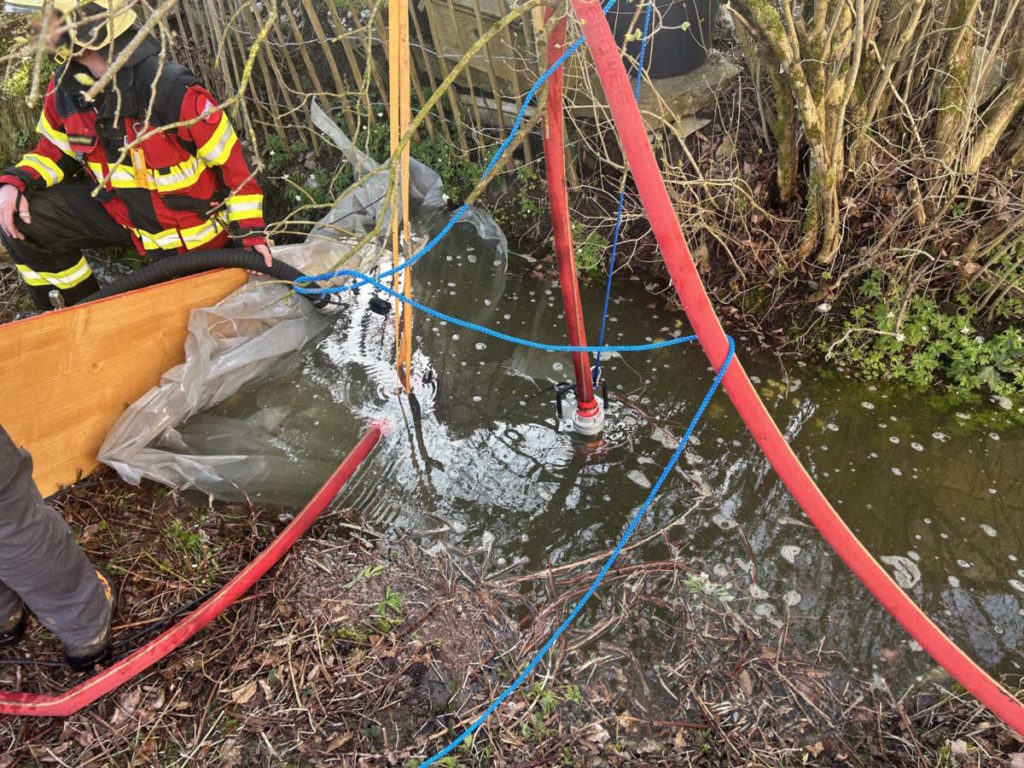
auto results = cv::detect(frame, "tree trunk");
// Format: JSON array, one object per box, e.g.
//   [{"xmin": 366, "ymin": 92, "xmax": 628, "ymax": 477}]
[
  {"xmin": 770, "ymin": 68, "xmax": 799, "ymax": 203},
  {"xmin": 848, "ymin": 0, "xmax": 926, "ymax": 169},
  {"xmin": 933, "ymin": 0, "xmax": 981, "ymax": 166},
  {"xmin": 964, "ymin": 44, "xmax": 1024, "ymax": 176}
]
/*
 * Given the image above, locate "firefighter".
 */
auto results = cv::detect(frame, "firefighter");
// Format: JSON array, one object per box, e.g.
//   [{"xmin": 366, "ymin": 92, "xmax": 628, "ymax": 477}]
[
  {"xmin": 0, "ymin": 0, "xmax": 273, "ymax": 309},
  {"xmin": 0, "ymin": 423, "xmax": 115, "ymax": 669}
]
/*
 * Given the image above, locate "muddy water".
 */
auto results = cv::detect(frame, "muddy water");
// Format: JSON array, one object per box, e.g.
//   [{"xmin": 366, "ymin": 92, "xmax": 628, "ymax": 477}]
[{"xmin": 190, "ymin": 226, "xmax": 1024, "ymax": 691}]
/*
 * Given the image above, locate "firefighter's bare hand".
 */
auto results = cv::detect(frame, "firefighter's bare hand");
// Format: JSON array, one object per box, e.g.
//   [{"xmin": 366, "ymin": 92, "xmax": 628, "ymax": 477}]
[
  {"xmin": 0, "ymin": 185, "xmax": 30, "ymax": 241},
  {"xmin": 252, "ymin": 242, "xmax": 273, "ymax": 269}
]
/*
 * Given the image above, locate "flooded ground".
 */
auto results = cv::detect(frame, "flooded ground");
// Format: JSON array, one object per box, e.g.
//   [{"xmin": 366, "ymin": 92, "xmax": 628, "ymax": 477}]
[{"xmin": 180, "ymin": 224, "xmax": 1024, "ymax": 696}]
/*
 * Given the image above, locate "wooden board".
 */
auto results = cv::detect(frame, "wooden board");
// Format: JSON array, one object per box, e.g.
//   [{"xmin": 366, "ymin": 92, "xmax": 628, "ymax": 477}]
[{"xmin": 0, "ymin": 268, "xmax": 248, "ymax": 497}]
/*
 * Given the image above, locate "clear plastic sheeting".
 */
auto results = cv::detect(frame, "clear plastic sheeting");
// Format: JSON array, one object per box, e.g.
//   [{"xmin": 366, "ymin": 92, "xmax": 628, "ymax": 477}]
[
  {"xmin": 309, "ymin": 100, "xmax": 445, "ymax": 235},
  {"xmin": 307, "ymin": 100, "xmax": 507, "ymax": 254},
  {"xmin": 97, "ymin": 239, "xmax": 378, "ymax": 497},
  {"xmin": 98, "ymin": 107, "xmax": 508, "ymax": 500}
]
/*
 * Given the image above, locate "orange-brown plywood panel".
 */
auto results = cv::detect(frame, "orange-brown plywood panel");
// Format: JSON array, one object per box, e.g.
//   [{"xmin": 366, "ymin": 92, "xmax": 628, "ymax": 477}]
[{"xmin": 0, "ymin": 268, "xmax": 248, "ymax": 496}]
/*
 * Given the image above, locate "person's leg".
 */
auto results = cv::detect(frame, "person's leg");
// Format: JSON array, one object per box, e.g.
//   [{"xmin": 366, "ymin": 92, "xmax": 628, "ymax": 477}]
[
  {"xmin": 0, "ymin": 181, "xmax": 134, "ymax": 309},
  {"xmin": 0, "ymin": 424, "xmax": 113, "ymax": 655}
]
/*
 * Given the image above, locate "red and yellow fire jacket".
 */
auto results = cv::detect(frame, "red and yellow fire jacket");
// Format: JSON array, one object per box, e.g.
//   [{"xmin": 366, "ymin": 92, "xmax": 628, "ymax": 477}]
[{"xmin": 0, "ymin": 38, "xmax": 265, "ymax": 255}]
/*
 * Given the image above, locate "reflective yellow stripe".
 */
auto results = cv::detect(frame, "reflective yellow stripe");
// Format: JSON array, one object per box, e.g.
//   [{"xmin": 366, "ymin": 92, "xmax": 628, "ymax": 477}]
[
  {"xmin": 17, "ymin": 153, "xmax": 63, "ymax": 186},
  {"xmin": 86, "ymin": 161, "xmax": 138, "ymax": 189},
  {"xmin": 196, "ymin": 115, "xmax": 238, "ymax": 167},
  {"xmin": 226, "ymin": 193, "xmax": 263, "ymax": 222},
  {"xmin": 87, "ymin": 156, "xmax": 206, "ymax": 192},
  {"xmin": 36, "ymin": 113, "xmax": 72, "ymax": 156},
  {"xmin": 16, "ymin": 256, "xmax": 92, "ymax": 289},
  {"xmin": 133, "ymin": 219, "xmax": 224, "ymax": 251},
  {"xmin": 152, "ymin": 155, "xmax": 204, "ymax": 192}
]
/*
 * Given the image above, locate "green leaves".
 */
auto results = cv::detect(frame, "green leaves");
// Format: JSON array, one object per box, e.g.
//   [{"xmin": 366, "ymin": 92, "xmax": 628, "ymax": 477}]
[
  {"xmin": 827, "ymin": 270, "xmax": 1024, "ymax": 420},
  {"xmin": 682, "ymin": 572, "xmax": 736, "ymax": 605},
  {"xmin": 571, "ymin": 221, "xmax": 609, "ymax": 277},
  {"xmin": 377, "ymin": 586, "xmax": 404, "ymax": 620}
]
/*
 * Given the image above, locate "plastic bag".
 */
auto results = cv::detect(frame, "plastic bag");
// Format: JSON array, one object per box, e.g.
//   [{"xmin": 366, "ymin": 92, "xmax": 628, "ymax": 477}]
[{"xmin": 98, "ymin": 105, "xmax": 507, "ymax": 500}]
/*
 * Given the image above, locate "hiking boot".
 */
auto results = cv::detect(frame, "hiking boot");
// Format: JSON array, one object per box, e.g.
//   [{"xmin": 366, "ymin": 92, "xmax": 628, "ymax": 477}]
[
  {"xmin": 0, "ymin": 604, "xmax": 26, "ymax": 647},
  {"xmin": 65, "ymin": 568, "xmax": 116, "ymax": 671}
]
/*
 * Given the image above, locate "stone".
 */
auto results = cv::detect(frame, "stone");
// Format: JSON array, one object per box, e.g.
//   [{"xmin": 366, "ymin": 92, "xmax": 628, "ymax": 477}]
[
  {"xmin": 556, "ymin": 49, "xmax": 741, "ymax": 133},
  {"xmin": 949, "ymin": 739, "xmax": 968, "ymax": 763},
  {"xmin": 637, "ymin": 51, "xmax": 742, "ymax": 121}
]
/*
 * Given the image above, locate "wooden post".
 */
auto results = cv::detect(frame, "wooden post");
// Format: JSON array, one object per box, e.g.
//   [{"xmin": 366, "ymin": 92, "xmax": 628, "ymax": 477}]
[
  {"xmin": 337, "ymin": 0, "xmax": 391, "ymax": 131},
  {"xmin": 322, "ymin": 0, "xmax": 374, "ymax": 131},
  {"xmin": 244, "ymin": 6, "xmax": 292, "ymax": 150},
  {"xmin": 498, "ymin": 0, "xmax": 532, "ymax": 161},
  {"xmin": 470, "ymin": 0, "xmax": 507, "ymax": 138},
  {"xmin": 389, "ymin": 0, "xmax": 414, "ymax": 392},
  {"xmin": 266, "ymin": 2, "xmax": 320, "ymax": 152},
  {"xmin": 204, "ymin": 0, "xmax": 259, "ymax": 147},
  {"xmin": 198, "ymin": 0, "xmax": 246, "ymax": 122},
  {"xmin": 373, "ymin": 2, "xmax": 395, "ymax": 125}
]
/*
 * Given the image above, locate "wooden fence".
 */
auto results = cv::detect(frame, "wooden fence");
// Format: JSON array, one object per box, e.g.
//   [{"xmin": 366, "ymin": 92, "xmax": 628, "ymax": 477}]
[{"xmin": 170, "ymin": 0, "xmax": 550, "ymax": 163}]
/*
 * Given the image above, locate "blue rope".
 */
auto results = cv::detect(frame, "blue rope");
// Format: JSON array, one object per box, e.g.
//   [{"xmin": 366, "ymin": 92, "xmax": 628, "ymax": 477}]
[
  {"xmin": 593, "ymin": 0, "xmax": 653, "ymax": 385},
  {"xmin": 297, "ymin": 271, "xmax": 735, "ymax": 767},
  {"xmin": 300, "ymin": 0, "xmax": 619, "ymax": 291},
  {"xmin": 296, "ymin": 270, "xmax": 735, "ymax": 768},
  {"xmin": 293, "ymin": 4, "xmax": 734, "ymax": 765},
  {"xmin": 296, "ymin": 269, "xmax": 696, "ymax": 354},
  {"xmin": 419, "ymin": 337, "xmax": 735, "ymax": 767}
]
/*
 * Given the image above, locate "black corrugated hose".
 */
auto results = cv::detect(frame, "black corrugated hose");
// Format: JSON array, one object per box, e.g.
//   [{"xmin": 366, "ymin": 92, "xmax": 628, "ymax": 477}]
[{"xmin": 83, "ymin": 248, "xmax": 336, "ymax": 312}]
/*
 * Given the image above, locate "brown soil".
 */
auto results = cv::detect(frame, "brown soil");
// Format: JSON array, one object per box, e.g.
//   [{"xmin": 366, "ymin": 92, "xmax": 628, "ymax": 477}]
[{"xmin": 0, "ymin": 469, "xmax": 1021, "ymax": 767}]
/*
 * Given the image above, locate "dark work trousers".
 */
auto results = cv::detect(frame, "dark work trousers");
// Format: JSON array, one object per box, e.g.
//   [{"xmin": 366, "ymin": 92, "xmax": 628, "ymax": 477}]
[
  {"xmin": 0, "ymin": 180, "xmax": 134, "ymax": 309},
  {"xmin": 0, "ymin": 424, "xmax": 111, "ymax": 647}
]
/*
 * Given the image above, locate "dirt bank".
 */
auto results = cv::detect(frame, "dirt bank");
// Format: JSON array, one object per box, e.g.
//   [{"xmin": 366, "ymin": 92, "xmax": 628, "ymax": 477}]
[{"xmin": 1, "ymin": 469, "xmax": 1021, "ymax": 766}]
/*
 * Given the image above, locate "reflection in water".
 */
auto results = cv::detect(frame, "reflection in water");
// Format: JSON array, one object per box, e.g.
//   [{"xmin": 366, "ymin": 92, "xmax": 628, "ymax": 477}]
[{"xmin": 183, "ymin": 224, "xmax": 1024, "ymax": 689}]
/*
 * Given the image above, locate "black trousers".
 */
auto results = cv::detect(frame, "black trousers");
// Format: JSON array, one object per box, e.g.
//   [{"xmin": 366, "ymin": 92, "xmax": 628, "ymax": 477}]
[{"xmin": 0, "ymin": 181, "xmax": 134, "ymax": 309}]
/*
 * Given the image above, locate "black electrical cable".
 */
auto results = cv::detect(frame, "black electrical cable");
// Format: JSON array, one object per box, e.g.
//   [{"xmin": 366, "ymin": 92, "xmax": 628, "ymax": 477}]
[
  {"xmin": 0, "ymin": 587, "xmax": 221, "ymax": 670},
  {"xmin": 110, "ymin": 585, "xmax": 221, "ymax": 654}
]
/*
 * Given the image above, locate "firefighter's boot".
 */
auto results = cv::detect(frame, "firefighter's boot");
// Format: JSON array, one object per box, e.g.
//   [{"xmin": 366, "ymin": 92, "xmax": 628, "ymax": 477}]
[
  {"xmin": 0, "ymin": 602, "xmax": 26, "ymax": 646},
  {"xmin": 64, "ymin": 568, "xmax": 116, "ymax": 671}
]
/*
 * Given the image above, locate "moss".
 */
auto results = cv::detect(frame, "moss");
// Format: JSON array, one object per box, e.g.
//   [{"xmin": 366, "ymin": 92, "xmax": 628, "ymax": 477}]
[
  {"xmin": 771, "ymin": 71, "xmax": 799, "ymax": 202},
  {"xmin": 3, "ymin": 56, "xmax": 56, "ymax": 99},
  {"xmin": 802, "ymin": 118, "xmax": 824, "ymax": 144},
  {"xmin": 744, "ymin": 0, "xmax": 786, "ymax": 42},
  {"xmin": 330, "ymin": 625, "xmax": 371, "ymax": 644}
]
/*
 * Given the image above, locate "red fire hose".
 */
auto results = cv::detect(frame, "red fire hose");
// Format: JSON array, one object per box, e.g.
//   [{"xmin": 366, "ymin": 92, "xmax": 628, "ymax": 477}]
[
  {"xmin": 543, "ymin": 8, "xmax": 598, "ymax": 417},
  {"xmin": 568, "ymin": 0, "xmax": 1024, "ymax": 736},
  {"xmin": 0, "ymin": 423, "xmax": 384, "ymax": 717}
]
